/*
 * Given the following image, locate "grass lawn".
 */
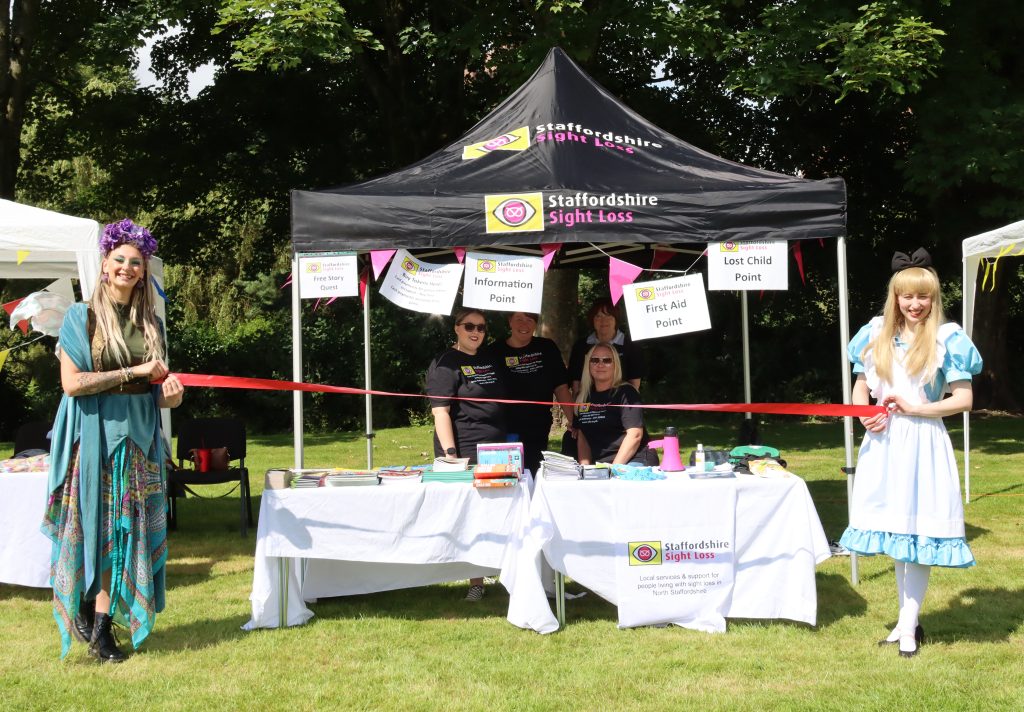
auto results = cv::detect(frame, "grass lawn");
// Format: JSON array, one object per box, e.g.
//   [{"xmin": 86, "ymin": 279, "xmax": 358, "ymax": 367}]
[{"xmin": 2, "ymin": 414, "xmax": 1022, "ymax": 711}]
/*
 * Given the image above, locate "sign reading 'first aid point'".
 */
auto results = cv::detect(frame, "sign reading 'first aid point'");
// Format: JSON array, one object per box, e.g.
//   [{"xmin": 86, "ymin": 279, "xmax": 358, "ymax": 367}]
[
  {"xmin": 462, "ymin": 251, "xmax": 544, "ymax": 313},
  {"xmin": 707, "ymin": 239, "xmax": 788, "ymax": 291},
  {"xmin": 622, "ymin": 274, "xmax": 712, "ymax": 340}
]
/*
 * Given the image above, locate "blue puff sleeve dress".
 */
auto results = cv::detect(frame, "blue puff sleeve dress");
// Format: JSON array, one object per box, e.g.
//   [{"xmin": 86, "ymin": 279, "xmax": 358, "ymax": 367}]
[{"xmin": 839, "ymin": 317, "xmax": 983, "ymax": 567}]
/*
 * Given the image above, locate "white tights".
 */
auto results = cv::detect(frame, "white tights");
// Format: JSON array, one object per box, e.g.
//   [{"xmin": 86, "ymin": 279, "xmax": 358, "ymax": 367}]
[{"xmin": 887, "ymin": 561, "xmax": 931, "ymax": 644}]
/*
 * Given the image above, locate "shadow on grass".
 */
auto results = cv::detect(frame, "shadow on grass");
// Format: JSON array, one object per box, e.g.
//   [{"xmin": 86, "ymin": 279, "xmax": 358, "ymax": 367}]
[
  {"xmin": 0, "ymin": 583, "xmax": 51, "ymax": 602},
  {"xmin": 923, "ymin": 586, "xmax": 1024, "ymax": 643},
  {"xmin": 144, "ymin": 613, "xmax": 249, "ymax": 653},
  {"xmin": 814, "ymin": 571, "xmax": 868, "ymax": 628}
]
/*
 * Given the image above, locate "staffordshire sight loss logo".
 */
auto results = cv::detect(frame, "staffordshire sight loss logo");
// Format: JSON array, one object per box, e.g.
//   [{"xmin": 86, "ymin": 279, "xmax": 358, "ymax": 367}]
[
  {"xmin": 635, "ymin": 286, "xmax": 655, "ymax": 301},
  {"xmin": 628, "ymin": 541, "xmax": 663, "ymax": 566},
  {"xmin": 401, "ymin": 257, "xmax": 419, "ymax": 274},
  {"xmin": 484, "ymin": 193, "xmax": 544, "ymax": 234},
  {"xmin": 462, "ymin": 127, "xmax": 531, "ymax": 160}
]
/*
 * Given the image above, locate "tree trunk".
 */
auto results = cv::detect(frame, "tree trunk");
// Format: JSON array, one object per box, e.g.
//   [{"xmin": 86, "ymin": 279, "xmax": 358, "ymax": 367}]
[
  {"xmin": 968, "ymin": 271, "xmax": 1020, "ymax": 412},
  {"xmin": 0, "ymin": 0, "xmax": 39, "ymax": 200},
  {"xmin": 540, "ymin": 268, "xmax": 578, "ymax": 362}
]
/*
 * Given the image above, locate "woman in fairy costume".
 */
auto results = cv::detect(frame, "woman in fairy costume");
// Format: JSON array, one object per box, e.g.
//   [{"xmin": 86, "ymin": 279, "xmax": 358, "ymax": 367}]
[{"xmin": 43, "ymin": 219, "xmax": 184, "ymax": 662}]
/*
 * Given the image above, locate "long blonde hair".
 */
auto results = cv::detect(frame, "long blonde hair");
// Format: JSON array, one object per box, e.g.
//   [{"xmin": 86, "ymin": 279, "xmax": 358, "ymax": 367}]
[
  {"xmin": 91, "ymin": 259, "xmax": 165, "ymax": 366},
  {"xmin": 866, "ymin": 266, "xmax": 944, "ymax": 383},
  {"xmin": 575, "ymin": 342, "xmax": 624, "ymax": 414}
]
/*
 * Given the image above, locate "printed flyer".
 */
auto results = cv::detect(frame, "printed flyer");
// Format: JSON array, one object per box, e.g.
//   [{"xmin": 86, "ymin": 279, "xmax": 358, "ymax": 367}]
[{"xmin": 379, "ymin": 249, "xmax": 463, "ymax": 315}]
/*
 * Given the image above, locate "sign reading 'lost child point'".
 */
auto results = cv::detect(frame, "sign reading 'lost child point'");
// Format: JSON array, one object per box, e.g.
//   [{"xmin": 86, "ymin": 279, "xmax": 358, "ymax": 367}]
[{"xmin": 707, "ymin": 239, "xmax": 788, "ymax": 291}]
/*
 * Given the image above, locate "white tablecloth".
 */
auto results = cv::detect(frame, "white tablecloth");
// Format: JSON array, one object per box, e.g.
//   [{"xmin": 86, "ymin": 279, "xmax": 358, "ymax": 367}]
[
  {"xmin": 0, "ymin": 472, "xmax": 52, "ymax": 588},
  {"xmin": 245, "ymin": 480, "xmax": 531, "ymax": 629},
  {"xmin": 504, "ymin": 473, "xmax": 831, "ymax": 633}
]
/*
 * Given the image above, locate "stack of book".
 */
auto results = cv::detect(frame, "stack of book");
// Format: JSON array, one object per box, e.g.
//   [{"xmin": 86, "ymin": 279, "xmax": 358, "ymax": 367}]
[
  {"xmin": 324, "ymin": 470, "xmax": 379, "ymax": 487},
  {"xmin": 378, "ymin": 465, "xmax": 425, "ymax": 485},
  {"xmin": 290, "ymin": 470, "xmax": 327, "ymax": 488},
  {"xmin": 422, "ymin": 469, "xmax": 475, "ymax": 484},
  {"xmin": 582, "ymin": 464, "xmax": 611, "ymax": 480},
  {"xmin": 540, "ymin": 451, "xmax": 584, "ymax": 480},
  {"xmin": 472, "ymin": 463, "xmax": 519, "ymax": 488}
]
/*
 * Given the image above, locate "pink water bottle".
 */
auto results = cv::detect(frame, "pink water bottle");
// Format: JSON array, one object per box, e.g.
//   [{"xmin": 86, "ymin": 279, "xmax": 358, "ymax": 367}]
[{"xmin": 648, "ymin": 426, "xmax": 684, "ymax": 471}]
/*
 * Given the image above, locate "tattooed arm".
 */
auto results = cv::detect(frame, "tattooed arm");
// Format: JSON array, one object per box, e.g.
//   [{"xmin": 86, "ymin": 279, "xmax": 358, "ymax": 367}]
[{"xmin": 60, "ymin": 350, "xmax": 129, "ymax": 396}]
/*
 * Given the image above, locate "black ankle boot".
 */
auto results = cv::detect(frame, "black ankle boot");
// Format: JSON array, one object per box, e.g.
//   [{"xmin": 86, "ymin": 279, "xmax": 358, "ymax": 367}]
[
  {"xmin": 72, "ymin": 603, "xmax": 95, "ymax": 643},
  {"xmin": 89, "ymin": 613, "xmax": 127, "ymax": 663}
]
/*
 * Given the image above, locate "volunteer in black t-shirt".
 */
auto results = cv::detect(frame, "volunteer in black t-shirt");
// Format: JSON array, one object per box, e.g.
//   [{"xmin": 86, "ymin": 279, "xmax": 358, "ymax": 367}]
[
  {"xmin": 574, "ymin": 342, "xmax": 657, "ymax": 466},
  {"xmin": 567, "ymin": 297, "xmax": 644, "ymax": 397},
  {"xmin": 487, "ymin": 312, "xmax": 573, "ymax": 475},
  {"xmin": 426, "ymin": 307, "xmax": 507, "ymax": 464}
]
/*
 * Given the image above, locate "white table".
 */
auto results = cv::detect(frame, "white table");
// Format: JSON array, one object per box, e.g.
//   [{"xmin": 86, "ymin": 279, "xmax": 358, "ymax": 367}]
[
  {"xmin": 0, "ymin": 472, "xmax": 52, "ymax": 588},
  {"xmin": 504, "ymin": 473, "xmax": 831, "ymax": 634},
  {"xmin": 245, "ymin": 480, "xmax": 531, "ymax": 629}
]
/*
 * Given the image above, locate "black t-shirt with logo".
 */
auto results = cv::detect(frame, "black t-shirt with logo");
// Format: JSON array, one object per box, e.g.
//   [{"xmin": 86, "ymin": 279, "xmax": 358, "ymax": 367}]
[
  {"xmin": 573, "ymin": 384, "xmax": 650, "ymax": 463},
  {"xmin": 426, "ymin": 348, "xmax": 507, "ymax": 462},
  {"xmin": 568, "ymin": 335, "xmax": 645, "ymax": 386},
  {"xmin": 487, "ymin": 337, "xmax": 568, "ymax": 440}
]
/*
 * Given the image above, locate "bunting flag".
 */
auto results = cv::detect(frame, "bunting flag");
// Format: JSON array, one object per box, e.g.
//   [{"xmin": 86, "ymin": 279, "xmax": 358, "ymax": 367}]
[
  {"xmin": 370, "ymin": 249, "xmax": 396, "ymax": 280},
  {"xmin": 650, "ymin": 249, "xmax": 673, "ymax": 271},
  {"xmin": 541, "ymin": 243, "xmax": 561, "ymax": 271},
  {"xmin": 16, "ymin": 250, "xmax": 29, "ymax": 265},
  {"xmin": 2, "ymin": 298, "xmax": 28, "ymax": 334},
  {"xmin": 44, "ymin": 278, "xmax": 75, "ymax": 302},
  {"xmin": 453, "ymin": 247, "xmax": 466, "ymax": 264},
  {"xmin": 793, "ymin": 241, "xmax": 806, "ymax": 285},
  {"xmin": 0, "ymin": 349, "xmax": 8, "ymax": 374},
  {"xmin": 981, "ymin": 243, "xmax": 1022, "ymax": 292},
  {"xmin": 359, "ymin": 267, "xmax": 369, "ymax": 305},
  {"xmin": 280, "ymin": 273, "xmax": 292, "ymax": 289},
  {"xmin": 608, "ymin": 256, "xmax": 644, "ymax": 304}
]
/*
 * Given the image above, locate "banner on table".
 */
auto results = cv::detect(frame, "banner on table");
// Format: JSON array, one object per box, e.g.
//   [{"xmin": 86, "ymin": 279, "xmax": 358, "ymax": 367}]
[
  {"xmin": 379, "ymin": 249, "xmax": 464, "ymax": 315},
  {"xmin": 621, "ymin": 274, "xmax": 711, "ymax": 340},
  {"xmin": 462, "ymin": 251, "xmax": 544, "ymax": 313},
  {"xmin": 707, "ymin": 239, "xmax": 788, "ymax": 291},
  {"xmin": 613, "ymin": 481, "xmax": 736, "ymax": 632},
  {"xmin": 297, "ymin": 252, "xmax": 359, "ymax": 299}
]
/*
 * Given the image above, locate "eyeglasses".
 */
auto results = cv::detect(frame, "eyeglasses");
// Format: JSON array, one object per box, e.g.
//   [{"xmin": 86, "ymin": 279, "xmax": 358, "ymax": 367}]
[
  {"xmin": 589, "ymin": 357, "xmax": 614, "ymax": 365},
  {"xmin": 458, "ymin": 322, "xmax": 487, "ymax": 333}
]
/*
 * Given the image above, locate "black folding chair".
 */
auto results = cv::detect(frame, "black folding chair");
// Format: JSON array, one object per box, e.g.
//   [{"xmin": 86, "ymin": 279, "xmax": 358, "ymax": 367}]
[{"xmin": 167, "ymin": 418, "xmax": 253, "ymax": 536}]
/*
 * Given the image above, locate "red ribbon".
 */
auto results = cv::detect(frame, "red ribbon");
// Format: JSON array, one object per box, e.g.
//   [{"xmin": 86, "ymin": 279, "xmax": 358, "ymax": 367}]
[{"xmin": 171, "ymin": 373, "xmax": 885, "ymax": 418}]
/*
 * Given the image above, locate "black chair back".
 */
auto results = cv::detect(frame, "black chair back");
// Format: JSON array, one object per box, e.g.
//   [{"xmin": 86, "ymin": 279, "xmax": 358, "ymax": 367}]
[
  {"xmin": 175, "ymin": 418, "xmax": 247, "ymax": 465},
  {"xmin": 14, "ymin": 420, "xmax": 52, "ymax": 455}
]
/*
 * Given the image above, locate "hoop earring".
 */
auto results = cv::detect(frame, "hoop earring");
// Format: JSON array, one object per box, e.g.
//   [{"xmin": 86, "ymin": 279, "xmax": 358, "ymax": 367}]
[
  {"xmin": 101, "ymin": 273, "xmax": 109, "ymax": 283},
  {"xmin": 135, "ymin": 277, "xmax": 145, "ymax": 290}
]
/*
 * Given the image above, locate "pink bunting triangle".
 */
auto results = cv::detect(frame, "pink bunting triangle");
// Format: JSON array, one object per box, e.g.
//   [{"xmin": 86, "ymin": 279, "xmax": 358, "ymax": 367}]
[
  {"xmin": 280, "ymin": 273, "xmax": 292, "ymax": 289},
  {"xmin": 312, "ymin": 298, "xmax": 322, "ymax": 311},
  {"xmin": 793, "ymin": 241, "xmax": 806, "ymax": 285},
  {"xmin": 650, "ymin": 249, "xmax": 673, "ymax": 271},
  {"xmin": 453, "ymin": 247, "xmax": 466, "ymax": 264},
  {"xmin": 541, "ymin": 243, "xmax": 562, "ymax": 272},
  {"xmin": 359, "ymin": 268, "xmax": 368, "ymax": 305},
  {"xmin": 608, "ymin": 257, "xmax": 644, "ymax": 305},
  {"xmin": 370, "ymin": 250, "xmax": 396, "ymax": 280},
  {"xmin": 325, "ymin": 296, "xmax": 338, "ymax": 307}
]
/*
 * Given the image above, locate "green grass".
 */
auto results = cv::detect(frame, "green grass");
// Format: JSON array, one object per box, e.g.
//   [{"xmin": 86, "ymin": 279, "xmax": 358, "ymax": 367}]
[{"xmin": 2, "ymin": 416, "xmax": 1022, "ymax": 711}]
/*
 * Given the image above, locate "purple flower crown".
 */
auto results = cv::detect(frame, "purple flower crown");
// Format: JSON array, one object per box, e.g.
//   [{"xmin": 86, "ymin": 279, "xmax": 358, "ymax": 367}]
[{"xmin": 100, "ymin": 219, "xmax": 158, "ymax": 258}]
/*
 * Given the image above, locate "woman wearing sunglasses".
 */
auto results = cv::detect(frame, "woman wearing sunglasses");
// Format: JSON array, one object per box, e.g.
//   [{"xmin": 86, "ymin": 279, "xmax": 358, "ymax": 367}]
[
  {"xmin": 426, "ymin": 307, "xmax": 508, "ymax": 601},
  {"xmin": 574, "ymin": 343, "xmax": 657, "ymax": 466}
]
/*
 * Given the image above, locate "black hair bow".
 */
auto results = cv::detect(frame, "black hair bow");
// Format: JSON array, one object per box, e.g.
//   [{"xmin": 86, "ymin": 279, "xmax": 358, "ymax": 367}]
[{"xmin": 891, "ymin": 247, "xmax": 932, "ymax": 273}]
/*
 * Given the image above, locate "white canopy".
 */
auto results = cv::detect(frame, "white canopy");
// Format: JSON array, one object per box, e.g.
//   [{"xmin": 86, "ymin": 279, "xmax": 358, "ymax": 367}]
[
  {"xmin": 959, "ymin": 219, "xmax": 1024, "ymax": 502},
  {"xmin": 1, "ymin": 198, "xmax": 170, "ymax": 433}
]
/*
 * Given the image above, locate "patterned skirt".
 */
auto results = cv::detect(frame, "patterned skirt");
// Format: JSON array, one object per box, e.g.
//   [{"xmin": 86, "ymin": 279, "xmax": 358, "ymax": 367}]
[{"xmin": 42, "ymin": 439, "xmax": 168, "ymax": 658}]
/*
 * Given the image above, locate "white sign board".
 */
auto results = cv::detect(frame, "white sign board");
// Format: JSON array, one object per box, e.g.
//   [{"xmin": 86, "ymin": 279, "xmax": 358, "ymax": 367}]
[
  {"xmin": 707, "ymin": 239, "xmax": 788, "ymax": 291},
  {"xmin": 621, "ymin": 273, "xmax": 712, "ymax": 340},
  {"xmin": 462, "ymin": 251, "xmax": 544, "ymax": 313},
  {"xmin": 379, "ymin": 249, "xmax": 463, "ymax": 315},
  {"xmin": 613, "ymin": 481, "xmax": 737, "ymax": 632},
  {"xmin": 297, "ymin": 252, "xmax": 358, "ymax": 299}
]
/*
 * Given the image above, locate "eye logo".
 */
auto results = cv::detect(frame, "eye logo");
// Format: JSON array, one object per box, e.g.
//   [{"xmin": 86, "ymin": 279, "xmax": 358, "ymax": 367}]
[
  {"xmin": 401, "ymin": 258, "xmax": 419, "ymax": 274},
  {"xmin": 462, "ymin": 126, "xmax": 531, "ymax": 160},
  {"xmin": 477, "ymin": 260, "xmax": 497, "ymax": 273},
  {"xmin": 628, "ymin": 541, "xmax": 662, "ymax": 566},
  {"xmin": 460, "ymin": 366, "xmax": 476, "ymax": 376},
  {"xmin": 578, "ymin": 404, "xmax": 590, "ymax": 413},
  {"xmin": 720, "ymin": 242, "xmax": 739, "ymax": 253},
  {"xmin": 304, "ymin": 262, "xmax": 322, "ymax": 273},
  {"xmin": 484, "ymin": 193, "xmax": 544, "ymax": 233},
  {"xmin": 635, "ymin": 287, "xmax": 655, "ymax": 301},
  {"xmin": 505, "ymin": 357, "xmax": 519, "ymax": 367}
]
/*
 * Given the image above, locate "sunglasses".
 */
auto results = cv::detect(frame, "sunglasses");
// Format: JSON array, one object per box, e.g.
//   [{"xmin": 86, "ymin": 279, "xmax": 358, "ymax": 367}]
[
  {"xmin": 458, "ymin": 322, "xmax": 487, "ymax": 333},
  {"xmin": 589, "ymin": 357, "xmax": 614, "ymax": 364}
]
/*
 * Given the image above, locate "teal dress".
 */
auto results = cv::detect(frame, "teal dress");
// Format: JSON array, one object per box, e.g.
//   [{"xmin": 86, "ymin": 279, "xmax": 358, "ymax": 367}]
[{"xmin": 41, "ymin": 303, "xmax": 168, "ymax": 658}]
